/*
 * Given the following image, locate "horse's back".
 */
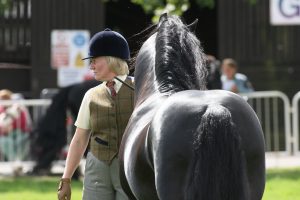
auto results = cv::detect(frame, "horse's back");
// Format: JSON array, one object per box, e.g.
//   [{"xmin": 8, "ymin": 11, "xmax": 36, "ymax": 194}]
[
  {"xmin": 149, "ymin": 90, "xmax": 265, "ymax": 200},
  {"xmin": 151, "ymin": 90, "xmax": 264, "ymax": 150}
]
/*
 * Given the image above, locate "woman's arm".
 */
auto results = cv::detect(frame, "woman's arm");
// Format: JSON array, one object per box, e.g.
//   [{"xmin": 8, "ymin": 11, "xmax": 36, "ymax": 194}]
[{"xmin": 62, "ymin": 127, "xmax": 90, "ymax": 179}]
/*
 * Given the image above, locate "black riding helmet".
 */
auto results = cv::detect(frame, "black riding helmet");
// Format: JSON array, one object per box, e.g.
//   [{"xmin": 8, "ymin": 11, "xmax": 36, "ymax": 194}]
[{"xmin": 82, "ymin": 28, "xmax": 130, "ymax": 60}]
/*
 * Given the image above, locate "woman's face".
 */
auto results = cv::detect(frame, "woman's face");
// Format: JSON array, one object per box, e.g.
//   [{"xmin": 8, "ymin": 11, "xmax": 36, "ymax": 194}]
[{"xmin": 89, "ymin": 57, "xmax": 116, "ymax": 81}]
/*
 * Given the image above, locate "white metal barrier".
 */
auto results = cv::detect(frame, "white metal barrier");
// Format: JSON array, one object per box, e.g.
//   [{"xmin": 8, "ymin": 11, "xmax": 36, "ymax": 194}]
[
  {"xmin": 241, "ymin": 91, "xmax": 292, "ymax": 155},
  {"xmin": 292, "ymin": 91, "xmax": 300, "ymax": 155},
  {"xmin": 1, "ymin": 91, "xmax": 300, "ymax": 162},
  {"xmin": 0, "ymin": 99, "xmax": 51, "ymax": 161}
]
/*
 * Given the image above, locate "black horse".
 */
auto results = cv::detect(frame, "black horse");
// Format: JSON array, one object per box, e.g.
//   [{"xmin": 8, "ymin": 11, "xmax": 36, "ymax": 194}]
[{"xmin": 119, "ymin": 14, "xmax": 265, "ymax": 200}]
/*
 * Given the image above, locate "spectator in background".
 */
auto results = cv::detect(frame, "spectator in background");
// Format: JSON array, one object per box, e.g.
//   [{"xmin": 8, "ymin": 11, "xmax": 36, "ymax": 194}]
[
  {"xmin": 221, "ymin": 58, "xmax": 254, "ymax": 93},
  {"xmin": 205, "ymin": 54, "xmax": 222, "ymax": 90},
  {"xmin": 0, "ymin": 89, "xmax": 32, "ymax": 161}
]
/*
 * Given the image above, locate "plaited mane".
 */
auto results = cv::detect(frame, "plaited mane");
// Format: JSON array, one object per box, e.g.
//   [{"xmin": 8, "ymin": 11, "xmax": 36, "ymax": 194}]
[{"xmin": 155, "ymin": 15, "xmax": 207, "ymax": 95}]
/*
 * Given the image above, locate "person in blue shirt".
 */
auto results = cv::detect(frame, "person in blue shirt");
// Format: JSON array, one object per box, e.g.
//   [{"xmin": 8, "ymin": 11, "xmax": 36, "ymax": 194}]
[{"xmin": 221, "ymin": 58, "xmax": 254, "ymax": 93}]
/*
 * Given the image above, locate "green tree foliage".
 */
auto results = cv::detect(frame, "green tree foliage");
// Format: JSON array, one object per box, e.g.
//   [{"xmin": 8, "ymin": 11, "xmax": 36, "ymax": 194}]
[
  {"xmin": 0, "ymin": 0, "xmax": 10, "ymax": 14},
  {"xmin": 104, "ymin": 0, "xmax": 257, "ymax": 22},
  {"xmin": 131, "ymin": 0, "xmax": 215, "ymax": 21}
]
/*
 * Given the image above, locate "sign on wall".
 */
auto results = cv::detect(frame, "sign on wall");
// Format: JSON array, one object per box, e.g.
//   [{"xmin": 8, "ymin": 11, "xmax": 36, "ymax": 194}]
[
  {"xmin": 51, "ymin": 30, "xmax": 93, "ymax": 87},
  {"xmin": 270, "ymin": 0, "xmax": 300, "ymax": 25}
]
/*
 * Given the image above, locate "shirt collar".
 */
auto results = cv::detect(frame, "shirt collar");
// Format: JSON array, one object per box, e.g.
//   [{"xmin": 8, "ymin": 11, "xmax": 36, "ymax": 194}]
[{"xmin": 104, "ymin": 74, "xmax": 127, "ymax": 93}]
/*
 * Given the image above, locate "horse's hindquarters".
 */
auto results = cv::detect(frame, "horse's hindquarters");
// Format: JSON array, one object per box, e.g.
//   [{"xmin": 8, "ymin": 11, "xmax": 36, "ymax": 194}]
[{"xmin": 149, "ymin": 90, "xmax": 265, "ymax": 200}]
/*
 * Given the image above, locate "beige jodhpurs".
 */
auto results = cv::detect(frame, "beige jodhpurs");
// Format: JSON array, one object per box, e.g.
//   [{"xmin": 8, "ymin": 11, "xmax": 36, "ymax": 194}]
[{"xmin": 82, "ymin": 152, "xmax": 128, "ymax": 200}]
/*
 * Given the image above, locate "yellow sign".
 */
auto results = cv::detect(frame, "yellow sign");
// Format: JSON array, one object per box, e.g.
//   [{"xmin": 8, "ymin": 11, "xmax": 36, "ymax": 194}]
[{"xmin": 75, "ymin": 52, "xmax": 84, "ymax": 68}]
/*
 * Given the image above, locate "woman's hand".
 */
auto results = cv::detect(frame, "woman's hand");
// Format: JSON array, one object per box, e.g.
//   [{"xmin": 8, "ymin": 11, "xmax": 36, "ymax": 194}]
[{"xmin": 57, "ymin": 178, "xmax": 71, "ymax": 200}]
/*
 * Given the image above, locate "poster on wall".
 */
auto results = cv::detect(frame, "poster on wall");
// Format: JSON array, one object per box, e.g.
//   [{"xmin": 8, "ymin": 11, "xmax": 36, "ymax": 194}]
[
  {"xmin": 270, "ymin": 0, "xmax": 300, "ymax": 25},
  {"xmin": 51, "ymin": 30, "xmax": 93, "ymax": 87}
]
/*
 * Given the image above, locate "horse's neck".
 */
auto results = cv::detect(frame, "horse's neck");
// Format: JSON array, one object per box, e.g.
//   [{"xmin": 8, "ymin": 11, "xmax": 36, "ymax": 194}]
[
  {"xmin": 134, "ymin": 35, "xmax": 161, "ymax": 105},
  {"xmin": 134, "ymin": 71, "xmax": 160, "ymax": 106}
]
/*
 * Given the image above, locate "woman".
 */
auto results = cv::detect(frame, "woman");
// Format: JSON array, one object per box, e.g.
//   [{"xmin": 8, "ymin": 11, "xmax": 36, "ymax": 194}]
[{"xmin": 57, "ymin": 29, "xmax": 134, "ymax": 200}]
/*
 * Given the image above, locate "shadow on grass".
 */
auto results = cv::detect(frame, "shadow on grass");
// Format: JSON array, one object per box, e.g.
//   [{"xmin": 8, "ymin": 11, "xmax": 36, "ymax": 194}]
[{"xmin": 266, "ymin": 168, "xmax": 300, "ymax": 181}]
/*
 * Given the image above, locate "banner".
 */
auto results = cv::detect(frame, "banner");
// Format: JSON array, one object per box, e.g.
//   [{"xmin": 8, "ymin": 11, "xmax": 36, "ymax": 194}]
[
  {"xmin": 51, "ymin": 30, "xmax": 93, "ymax": 87},
  {"xmin": 270, "ymin": 0, "xmax": 300, "ymax": 25}
]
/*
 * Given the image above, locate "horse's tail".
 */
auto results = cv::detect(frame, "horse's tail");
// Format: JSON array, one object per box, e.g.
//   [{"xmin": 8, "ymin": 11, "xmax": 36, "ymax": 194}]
[{"xmin": 185, "ymin": 105, "xmax": 249, "ymax": 200}]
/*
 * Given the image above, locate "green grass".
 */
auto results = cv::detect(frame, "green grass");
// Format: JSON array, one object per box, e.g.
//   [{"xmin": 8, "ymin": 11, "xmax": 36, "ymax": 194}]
[
  {"xmin": 263, "ymin": 168, "xmax": 300, "ymax": 200},
  {"xmin": 0, "ymin": 168, "xmax": 300, "ymax": 200},
  {"xmin": 0, "ymin": 176, "xmax": 83, "ymax": 200}
]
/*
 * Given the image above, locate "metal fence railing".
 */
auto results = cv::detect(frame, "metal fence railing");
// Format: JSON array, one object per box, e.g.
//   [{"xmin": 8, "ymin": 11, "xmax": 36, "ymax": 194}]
[
  {"xmin": 292, "ymin": 91, "xmax": 300, "ymax": 156},
  {"xmin": 1, "ymin": 90, "xmax": 300, "ymax": 163},
  {"xmin": 241, "ymin": 91, "xmax": 292, "ymax": 155}
]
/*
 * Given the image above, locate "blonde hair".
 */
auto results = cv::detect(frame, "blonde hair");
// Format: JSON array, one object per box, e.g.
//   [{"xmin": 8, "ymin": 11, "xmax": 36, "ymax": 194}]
[
  {"xmin": 0, "ymin": 89, "xmax": 13, "ymax": 100},
  {"xmin": 105, "ymin": 56, "xmax": 129, "ymax": 75}
]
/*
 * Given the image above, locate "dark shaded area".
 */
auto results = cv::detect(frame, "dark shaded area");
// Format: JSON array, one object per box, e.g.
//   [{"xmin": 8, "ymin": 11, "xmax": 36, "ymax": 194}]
[
  {"xmin": 206, "ymin": 58, "xmax": 222, "ymax": 89},
  {"xmin": 218, "ymin": 0, "xmax": 300, "ymax": 99},
  {"xmin": 183, "ymin": 0, "xmax": 218, "ymax": 56},
  {"xmin": 105, "ymin": 0, "xmax": 153, "ymax": 61},
  {"xmin": 30, "ymin": 80, "xmax": 99, "ymax": 177}
]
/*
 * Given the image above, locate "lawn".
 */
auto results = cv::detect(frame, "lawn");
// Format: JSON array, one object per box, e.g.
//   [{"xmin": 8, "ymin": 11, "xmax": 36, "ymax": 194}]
[
  {"xmin": 0, "ymin": 168, "xmax": 300, "ymax": 200},
  {"xmin": 0, "ymin": 176, "xmax": 83, "ymax": 200},
  {"xmin": 263, "ymin": 168, "xmax": 300, "ymax": 200}
]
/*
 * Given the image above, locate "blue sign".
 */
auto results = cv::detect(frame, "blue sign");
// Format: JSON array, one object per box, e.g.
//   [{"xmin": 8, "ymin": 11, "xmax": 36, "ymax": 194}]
[{"xmin": 73, "ymin": 33, "xmax": 86, "ymax": 47}]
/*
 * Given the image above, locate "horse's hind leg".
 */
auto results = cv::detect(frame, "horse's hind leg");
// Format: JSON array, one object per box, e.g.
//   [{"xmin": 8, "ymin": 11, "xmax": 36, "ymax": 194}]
[
  {"xmin": 155, "ymin": 160, "xmax": 189, "ymax": 200},
  {"xmin": 150, "ymin": 129, "xmax": 193, "ymax": 200},
  {"xmin": 247, "ymin": 152, "xmax": 265, "ymax": 200},
  {"xmin": 149, "ymin": 104, "xmax": 200, "ymax": 200}
]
